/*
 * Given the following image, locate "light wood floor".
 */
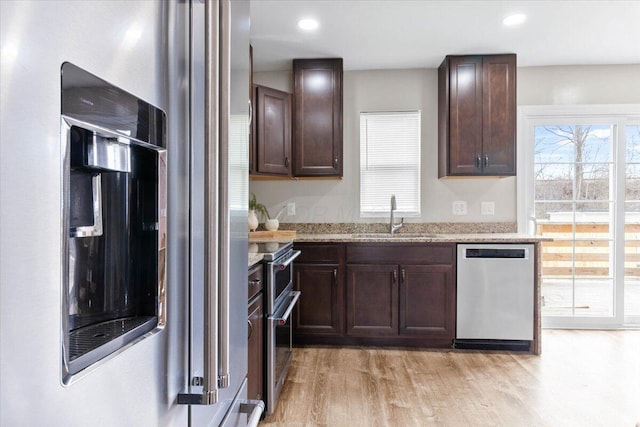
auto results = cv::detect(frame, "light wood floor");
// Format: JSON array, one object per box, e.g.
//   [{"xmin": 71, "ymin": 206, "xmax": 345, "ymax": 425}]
[{"xmin": 260, "ymin": 330, "xmax": 640, "ymax": 426}]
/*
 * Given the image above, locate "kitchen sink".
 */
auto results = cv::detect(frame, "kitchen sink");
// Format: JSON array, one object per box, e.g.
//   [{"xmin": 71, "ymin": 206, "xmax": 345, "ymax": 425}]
[{"xmin": 350, "ymin": 233, "xmax": 441, "ymax": 238}]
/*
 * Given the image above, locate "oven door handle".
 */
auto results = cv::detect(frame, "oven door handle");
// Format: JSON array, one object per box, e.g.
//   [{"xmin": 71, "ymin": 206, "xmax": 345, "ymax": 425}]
[
  {"xmin": 275, "ymin": 250, "xmax": 301, "ymax": 270},
  {"xmin": 268, "ymin": 291, "xmax": 301, "ymax": 326}
]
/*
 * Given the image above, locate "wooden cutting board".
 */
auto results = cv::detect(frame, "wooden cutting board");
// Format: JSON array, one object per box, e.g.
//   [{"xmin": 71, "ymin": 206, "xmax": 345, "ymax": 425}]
[{"xmin": 249, "ymin": 230, "xmax": 297, "ymax": 241}]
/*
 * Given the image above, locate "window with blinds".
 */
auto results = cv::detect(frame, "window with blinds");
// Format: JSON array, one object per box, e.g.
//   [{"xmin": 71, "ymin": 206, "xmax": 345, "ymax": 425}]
[{"xmin": 360, "ymin": 111, "xmax": 421, "ymax": 217}]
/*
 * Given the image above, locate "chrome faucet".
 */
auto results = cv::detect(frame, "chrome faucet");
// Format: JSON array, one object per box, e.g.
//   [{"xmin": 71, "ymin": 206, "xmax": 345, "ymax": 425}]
[{"xmin": 390, "ymin": 194, "xmax": 404, "ymax": 234}]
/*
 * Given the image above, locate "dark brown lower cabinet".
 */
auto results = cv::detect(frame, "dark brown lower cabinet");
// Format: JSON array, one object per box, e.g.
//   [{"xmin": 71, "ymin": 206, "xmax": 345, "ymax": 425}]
[
  {"xmin": 247, "ymin": 293, "xmax": 263, "ymax": 401},
  {"xmin": 294, "ymin": 242, "xmax": 456, "ymax": 348},
  {"xmin": 346, "ymin": 263, "xmax": 454, "ymax": 342},
  {"xmin": 346, "ymin": 264, "xmax": 398, "ymax": 336},
  {"xmin": 294, "ymin": 263, "xmax": 343, "ymax": 336},
  {"xmin": 399, "ymin": 264, "xmax": 455, "ymax": 337}
]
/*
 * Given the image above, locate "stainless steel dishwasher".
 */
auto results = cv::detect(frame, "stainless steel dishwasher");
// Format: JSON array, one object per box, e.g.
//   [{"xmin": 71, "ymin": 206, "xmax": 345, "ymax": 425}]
[{"xmin": 455, "ymin": 243, "xmax": 534, "ymax": 351}]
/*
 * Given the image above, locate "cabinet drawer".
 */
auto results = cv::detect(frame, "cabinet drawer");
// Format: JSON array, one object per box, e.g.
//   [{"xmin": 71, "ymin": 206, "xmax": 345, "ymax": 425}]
[
  {"xmin": 347, "ymin": 243, "xmax": 455, "ymax": 265},
  {"xmin": 294, "ymin": 243, "xmax": 343, "ymax": 263},
  {"xmin": 248, "ymin": 263, "xmax": 263, "ymax": 301}
]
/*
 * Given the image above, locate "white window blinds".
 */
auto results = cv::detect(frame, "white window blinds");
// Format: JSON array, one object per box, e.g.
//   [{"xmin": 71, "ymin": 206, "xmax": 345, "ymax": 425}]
[{"xmin": 360, "ymin": 111, "xmax": 421, "ymax": 216}]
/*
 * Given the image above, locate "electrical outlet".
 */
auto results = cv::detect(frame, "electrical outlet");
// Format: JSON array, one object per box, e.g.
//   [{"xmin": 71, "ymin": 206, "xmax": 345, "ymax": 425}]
[
  {"xmin": 287, "ymin": 202, "xmax": 296, "ymax": 216},
  {"xmin": 452, "ymin": 201, "xmax": 467, "ymax": 215},
  {"xmin": 481, "ymin": 201, "xmax": 495, "ymax": 215}
]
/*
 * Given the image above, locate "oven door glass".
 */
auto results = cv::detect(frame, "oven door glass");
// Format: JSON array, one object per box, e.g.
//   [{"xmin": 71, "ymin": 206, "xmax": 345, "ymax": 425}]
[
  {"xmin": 274, "ymin": 262, "xmax": 292, "ymax": 304},
  {"xmin": 271, "ymin": 250, "xmax": 301, "ymax": 309},
  {"xmin": 267, "ymin": 289, "xmax": 300, "ymax": 413}
]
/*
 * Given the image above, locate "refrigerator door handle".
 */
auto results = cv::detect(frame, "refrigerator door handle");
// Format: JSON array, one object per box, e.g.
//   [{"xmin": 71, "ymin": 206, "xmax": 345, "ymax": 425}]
[
  {"xmin": 178, "ymin": 0, "xmax": 235, "ymax": 406},
  {"xmin": 217, "ymin": 0, "xmax": 231, "ymax": 391},
  {"xmin": 202, "ymin": 0, "xmax": 222, "ymax": 404}
]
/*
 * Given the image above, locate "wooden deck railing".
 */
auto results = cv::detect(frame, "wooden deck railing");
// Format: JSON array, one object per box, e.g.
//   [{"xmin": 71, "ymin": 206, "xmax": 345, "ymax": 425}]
[{"xmin": 538, "ymin": 222, "xmax": 640, "ymax": 278}]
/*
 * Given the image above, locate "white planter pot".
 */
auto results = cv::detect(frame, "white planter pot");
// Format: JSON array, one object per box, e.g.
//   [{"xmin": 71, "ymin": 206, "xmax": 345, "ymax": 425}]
[
  {"xmin": 248, "ymin": 209, "xmax": 259, "ymax": 232},
  {"xmin": 265, "ymin": 218, "xmax": 279, "ymax": 231}
]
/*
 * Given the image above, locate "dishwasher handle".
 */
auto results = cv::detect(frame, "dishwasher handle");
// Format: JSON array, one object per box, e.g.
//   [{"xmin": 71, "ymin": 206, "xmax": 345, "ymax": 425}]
[{"xmin": 465, "ymin": 248, "xmax": 528, "ymax": 259}]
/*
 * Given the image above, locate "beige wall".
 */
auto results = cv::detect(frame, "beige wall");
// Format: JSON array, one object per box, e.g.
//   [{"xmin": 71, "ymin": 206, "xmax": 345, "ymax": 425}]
[{"xmin": 250, "ymin": 64, "xmax": 640, "ymax": 224}]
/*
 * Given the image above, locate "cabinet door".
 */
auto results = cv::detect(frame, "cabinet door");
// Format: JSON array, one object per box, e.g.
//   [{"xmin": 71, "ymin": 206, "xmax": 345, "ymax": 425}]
[
  {"xmin": 292, "ymin": 58, "xmax": 343, "ymax": 177},
  {"xmin": 447, "ymin": 55, "xmax": 483, "ymax": 175},
  {"xmin": 294, "ymin": 263, "xmax": 342, "ymax": 336},
  {"xmin": 346, "ymin": 264, "xmax": 398, "ymax": 336},
  {"xmin": 247, "ymin": 294, "xmax": 263, "ymax": 401},
  {"xmin": 249, "ymin": 46, "xmax": 255, "ymax": 174},
  {"xmin": 399, "ymin": 265, "xmax": 455, "ymax": 338},
  {"xmin": 481, "ymin": 54, "xmax": 516, "ymax": 175},
  {"xmin": 255, "ymin": 84, "xmax": 291, "ymax": 176}
]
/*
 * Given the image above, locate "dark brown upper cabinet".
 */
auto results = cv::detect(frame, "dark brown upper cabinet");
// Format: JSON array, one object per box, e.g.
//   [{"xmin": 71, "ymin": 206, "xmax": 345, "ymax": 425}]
[
  {"xmin": 438, "ymin": 54, "xmax": 516, "ymax": 177},
  {"xmin": 253, "ymin": 84, "xmax": 292, "ymax": 176},
  {"xmin": 249, "ymin": 45, "xmax": 254, "ymax": 174},
  {"xmin": 292, "ymin": 58, "xmax": 343, "ymax": 177}
]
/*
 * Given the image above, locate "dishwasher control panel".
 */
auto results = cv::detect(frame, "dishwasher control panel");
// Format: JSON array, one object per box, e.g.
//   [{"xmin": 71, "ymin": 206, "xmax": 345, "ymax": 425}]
[{"xmin": 464, "ymin": 248, "xmax": 528, "ymax": 259}]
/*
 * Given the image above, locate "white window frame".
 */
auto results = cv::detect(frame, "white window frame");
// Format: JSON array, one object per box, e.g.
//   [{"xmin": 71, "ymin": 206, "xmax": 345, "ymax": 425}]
[
  {"xmin": 359, "ymin": 110, "xmax": 421, "ymax": 218},
  {"xmin": 517, "ymin": 104, "xmax": 640, "ymax": 329}
]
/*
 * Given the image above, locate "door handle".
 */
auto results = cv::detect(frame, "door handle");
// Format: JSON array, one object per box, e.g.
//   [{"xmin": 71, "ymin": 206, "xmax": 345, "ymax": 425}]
[
  {"xmin": 203, "ymin": 0, "xmax": 222, "ymax": 404},
  {"xmin": 239, "ymin": 399, "xmax": 265, "ymax": 427},
  {"xmin": 217, "ymin": 0, "xmax": 232, "ymax": 391},
  {"xmin": 275, "ymin": 250, "xmax": 301, "ymax": 270},
  {"xmin": 268, "ymin": 291, "xmax": 301, "ymax": 325}
]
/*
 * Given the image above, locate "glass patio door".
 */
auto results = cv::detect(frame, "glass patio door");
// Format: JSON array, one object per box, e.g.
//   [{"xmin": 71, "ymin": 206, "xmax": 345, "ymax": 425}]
[
  {"xmin": 625, "ymin": 124, "xmax": 640, "ymax": 324},
  {"xmin": 533, "ymin": 123, "xmax": 615, "ymax": 323},
  {"xmin": 519, "ymin": 106, "xmax": 640, "ymax": 328}
]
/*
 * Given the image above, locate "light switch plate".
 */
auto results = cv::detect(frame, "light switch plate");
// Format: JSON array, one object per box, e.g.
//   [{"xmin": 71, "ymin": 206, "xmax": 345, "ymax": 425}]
[
  {"xmin": 481, "ymin": 201, "xmax": 495, "ymax": 215},
  {"xmin": 452, "ymin": 201, "xmax": 467, "ymax": 215}
]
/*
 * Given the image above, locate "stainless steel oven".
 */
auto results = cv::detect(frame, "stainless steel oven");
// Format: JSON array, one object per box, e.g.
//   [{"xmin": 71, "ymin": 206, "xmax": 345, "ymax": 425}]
[
  {"xmin": 250, "ymin": 241, "xmax": 300, "ymax": 414},
  {"xmin": 265, "ymin": 245, "xmax": 301, "ymax": 313}
]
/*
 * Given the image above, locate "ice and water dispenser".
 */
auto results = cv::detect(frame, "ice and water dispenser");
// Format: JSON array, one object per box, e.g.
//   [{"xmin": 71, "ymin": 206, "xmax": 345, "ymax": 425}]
[{"xmin": 61, "ymin": 63, "xmax": 167, "ymax": 381}]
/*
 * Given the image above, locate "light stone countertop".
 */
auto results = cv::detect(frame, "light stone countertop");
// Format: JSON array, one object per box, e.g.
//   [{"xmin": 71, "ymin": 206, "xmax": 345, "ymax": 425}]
[
  {"xmin": 294, "ymin": 232, "xmax": 551, "ymax": 243},
  {"xmin": 248, "ymin": 252, "xmax": 264, "ymax": 268}
]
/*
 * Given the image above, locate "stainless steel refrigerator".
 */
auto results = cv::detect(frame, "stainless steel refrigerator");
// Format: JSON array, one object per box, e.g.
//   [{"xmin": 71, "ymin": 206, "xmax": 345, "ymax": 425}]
[{"xmin": 0, "ymin": 1, "xmax": 260, "ymax": 425}]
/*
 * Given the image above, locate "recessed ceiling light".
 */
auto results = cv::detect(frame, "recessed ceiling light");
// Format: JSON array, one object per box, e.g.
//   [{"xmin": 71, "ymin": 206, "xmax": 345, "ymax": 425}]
[
  {"xmin": 298, "ymin": 18, "xmax": 319, "ymax": 31},
  {"xmin": 503, "ymin": 13, "xmax": 527, "ymax": 26}
]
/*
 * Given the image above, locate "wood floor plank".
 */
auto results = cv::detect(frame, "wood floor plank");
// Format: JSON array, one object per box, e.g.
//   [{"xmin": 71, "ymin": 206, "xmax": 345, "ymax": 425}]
[{"xmin": 260, "ymin": 330, "xmax": 640, "ymax": 426}]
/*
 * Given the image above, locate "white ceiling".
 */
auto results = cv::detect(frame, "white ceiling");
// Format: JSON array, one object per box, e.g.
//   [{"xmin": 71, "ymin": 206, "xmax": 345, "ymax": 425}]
[{"xmin": 250, "ymin": 0, "xmax": 640, "ymax": 72}]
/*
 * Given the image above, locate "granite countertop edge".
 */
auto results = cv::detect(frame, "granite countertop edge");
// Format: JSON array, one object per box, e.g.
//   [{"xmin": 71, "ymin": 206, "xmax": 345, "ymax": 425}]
[
  {"xmin": 248, "ymin": 253, "xmax": 264, "ymax": 268},
  {"xmin": 293, "ymin": 233, "xmax": 551, "ymax": 243}
]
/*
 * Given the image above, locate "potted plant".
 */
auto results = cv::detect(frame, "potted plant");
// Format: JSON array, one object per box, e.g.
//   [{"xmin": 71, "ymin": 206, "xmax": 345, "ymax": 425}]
[{"xmin": 248, "ymin": 193, "xmax": 269, "ymax": 232}]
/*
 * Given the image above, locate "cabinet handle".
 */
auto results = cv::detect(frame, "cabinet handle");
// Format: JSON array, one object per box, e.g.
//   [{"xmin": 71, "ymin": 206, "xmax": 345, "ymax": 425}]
[
  {"xmin": 249, "ymin": 279, "xmax": 261, "ymax": 287},
  {"xmin": 392, "ymin": 270, "xmax": 397, "ymax": 283},
  {"xmin": 284, "ymin": 156, "xmax": 289, "ymax": 168},
  {"xmin": 247, "ymin": 319, "xmax": 253, "ymax": 339},
  {"xmin": 476, "ymin": 155, "xmax": 481, "ymax": 169},
  {"xmin": 334, "ymin": 156, "xmax": 339, "ymax": 168},
  {"xmin": 332, "ymin": 268, "xmax": 337, "ymax": 284},
  {"xmin": 401, "ymin": 268, "xmax": 406, "ymax": 283},
  {"xmin": 484, "ymin": 155, "xmax": 489, "ymax": 168}
]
